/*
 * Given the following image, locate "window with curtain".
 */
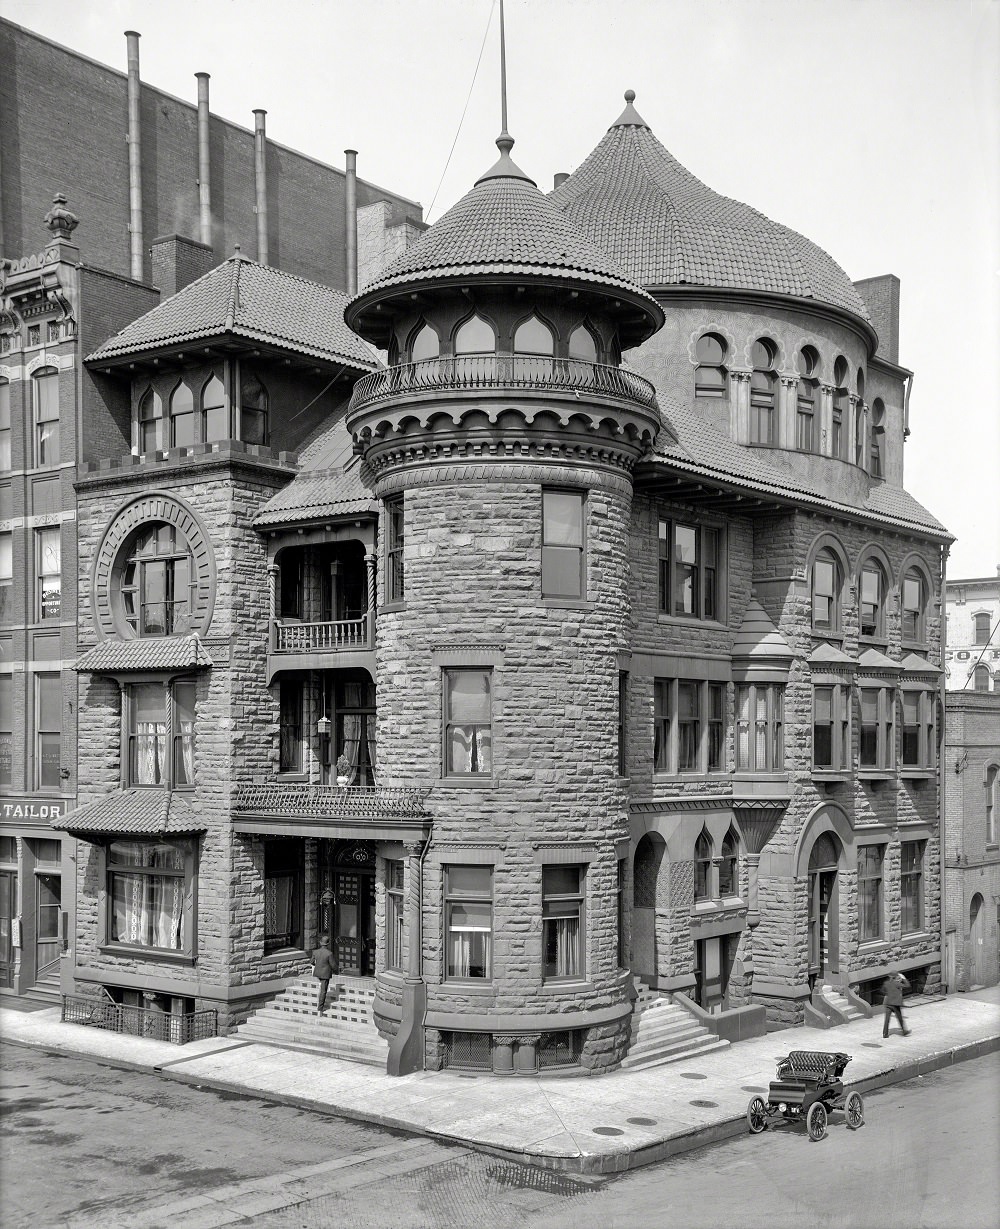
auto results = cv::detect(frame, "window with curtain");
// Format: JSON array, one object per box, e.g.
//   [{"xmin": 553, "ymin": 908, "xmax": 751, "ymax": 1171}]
[
  {"xmin": 542, "ymin": 489, "xmax": 584, "ymax": 599},
  {"xmin": 119, "ymin": 522, "xmax": 194, "ymax": 636},
  {"xmin": 36, "ymin": 527, "xmax": 61, "ymax": 621},
  {"xmin": 444, "ymin": 668, "xmax": 492, "ymax": 776},
  {"xmin": 735, "ymin": 683, "xmax": 784, "ymax": 772},
  {"xmin": 126, "ymin": 679, "xmax": 196, "ymax": 788},
  {"xmin": 657, "ymin": 518, "xmax": 721, "ymax": 621},
  {"xmin": 335, "ymin": 677, "xmax": 377, "ymax": 786},
  {"xmin": 542, "ymin": 865, "xmax": 585, "ymax": 981},
  {"xmin": 240, "ymin": 368, "xmax": 269, "ymax": 445},
  {"xmin": 169, "ymin": 380, "xmax": 195, "ymax": 448},
  {"xmin": 109, "ymin": 838, "xmax": 191, "ymax": 951},
  {"xmin": 858, "ymin": 844, "xmax": 884, "ymax": 941},
  {"xmin": 279, "ymin": 680, "xmax": 303, "ymax": 773},
  {"xmin": 655, "ymin": 677, "xmax": 727, "ymax": 775},
  {"xmin": 201, "ymin": 373, "xmax": 228, "ymax": 442},
  {"xmin": 33, "ymin": 367, "xmax": 59, "ymax": 466},
  {"xmin": 444, "ymin": 865, "xmax": 492, "ymax": 980},
  {"xmin": 263, "ymin": 838, "xmax": 303, "ymax": 954},
  {"xmin": 694, "ymin": 830, "xmax": 712, "ymax": 902},
  {"xmin": 386, "ymin": 861, "xmax": 405, "ymax": 970}
]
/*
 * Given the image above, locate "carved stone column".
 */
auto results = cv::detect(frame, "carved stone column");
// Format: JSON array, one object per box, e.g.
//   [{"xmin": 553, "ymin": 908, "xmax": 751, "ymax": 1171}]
[
  {"xmin": 818, "ymin": 383, "xmax": 835, "ymax": 456},
  {"xmin": 779, "ymin": 375, "xmax": 798, "ymax": 450},
  {"xmin": 513, "ymin": 1034, "xmax": 540, "ymax": 1073},
  {"xmin": 730, "ymin": 369, "xmax": 751, "ymax": 442},
  {"xmin": 850, "ymin": 395, "xmax": 865, "ymax": 467},
  {"xmin": 492, "ymin": 1035, "xmax": 515, "ymax": 1074}
]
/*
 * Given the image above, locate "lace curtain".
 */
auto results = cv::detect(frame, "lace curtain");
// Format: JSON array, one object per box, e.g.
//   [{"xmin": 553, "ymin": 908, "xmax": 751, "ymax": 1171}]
[{"xmin": 111, "ymin": 842, "xmax": 184, "ymax": 949}]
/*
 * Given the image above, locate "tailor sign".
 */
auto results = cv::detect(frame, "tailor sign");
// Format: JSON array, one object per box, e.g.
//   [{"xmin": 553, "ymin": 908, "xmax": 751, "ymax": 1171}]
[{"xmin": 0, "ymin": 798, "xmax": 65, "ymax": 823}]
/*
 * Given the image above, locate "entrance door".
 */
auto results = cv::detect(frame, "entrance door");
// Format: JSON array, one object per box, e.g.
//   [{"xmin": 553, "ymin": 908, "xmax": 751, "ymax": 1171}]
[
  {"xmin": 807, "ymin": 832, "xmax": 840, "ymax": 980},
  {"xmin": 321, "ymin": 841, "xmax": 376, "ymax": 977},
  {"xmin": 969, "ymin": 894, "xmax": 985, "ymax": 988},
  {"xmin": 35, "ymin": 872, "xmax": 61, "ymax": 979},
  {"xmin": 0, "ymin": 871, "xmax": 16, "ymax": 989}
]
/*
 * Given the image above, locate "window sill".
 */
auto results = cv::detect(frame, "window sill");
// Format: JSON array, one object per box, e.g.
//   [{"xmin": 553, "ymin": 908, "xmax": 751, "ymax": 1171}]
[
  {"xmin": 857, "ymin": 939, "xmax": 890, "ymax": 954},
  {"xmin": 652, "ymin": 771, "xmax": 729, "ymax": 783},
  {"xmin": 437, "ymin": 775, "xmax": 497, "ymax": 789},
  {"xmin": 537, "ymin": 979, "xmax": 590, "ymax": 995},
  {"xmin": 655, "ymin": 614, "xmax": 728, "ymax": 630},
  {"xmin": 901, "ymin": 930, "xmax": 934, "ymax": 944},
  {"xmin": 276, "ymin": 772, "xmax": 309, "ymax": 784},
  {"xmin": 540, "ymin": 597, "xmax": 590, "ymax": 610},
  {"xmin": 260, "ymin": 948, "xmax": 308, "ymax": 966},
  {"xmin": 858, "ymin": 636, "xmax": 890, "ymax": 650},
  {"xmin": 99, "ymin": 944, "xmax": 196, "ymax": 966},
  {"xmin": 859, "ymin": 770, "xmax": 895, "ymax": 784},
  {"xmin": 441, "ymin": 980, "xmax": 496, "ymax": 995},
  {"xmin": 810, "ymin": 770, "xmax": 850, "ymax": 785},
  {"xmin": 379, "ymin": 601, "xmax": 405, "ymax": 615},
  {"xmin": 901, "ymin": 769, "xmax": 935, "ymax": 782}
]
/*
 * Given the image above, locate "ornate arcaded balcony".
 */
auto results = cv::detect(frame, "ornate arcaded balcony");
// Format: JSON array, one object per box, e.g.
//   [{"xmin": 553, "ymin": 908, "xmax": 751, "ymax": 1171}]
[{"xmin": 348, "ymin": 355, "xmax": 658, "ymax": 414}]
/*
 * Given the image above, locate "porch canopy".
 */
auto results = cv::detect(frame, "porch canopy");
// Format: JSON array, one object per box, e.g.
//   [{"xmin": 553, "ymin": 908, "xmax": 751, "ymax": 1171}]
[
  {"xmin": 232, "ymin": 783, "xmax": 431, "ymax": 843},
  {"xmin": 52, "ymin": 789, "xmax": 207, "ymax": 843}
]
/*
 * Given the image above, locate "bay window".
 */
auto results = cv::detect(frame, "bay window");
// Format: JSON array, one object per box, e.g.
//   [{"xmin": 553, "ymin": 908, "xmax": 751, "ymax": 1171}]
[
  {"xmin": 858, "ymin": 844, "xmax": 884, "ymax": 942},
  {"xmin": 655, "ymin": 677, "xmax": 727, "ymax": 775},
  {"xmin": 108, "ymin": 838, "xmax": 192, "ymax": 951},
  {"xmin": 444, "ymin": 865, "xmax": 492, "ymax": 980},
  {"xmin": 901, "ymin": 688, "xmax": 936, "ymax": 771},
  {"xmin": 859, "ymin": 685, "xmax": 895, "ymax": 773},
  {"xmin": 542, "ymin": 865, "xmax": 585, "ymax": 981},
  {"xmin": 658, "ymin": 518, "xmax": 722, "ymax": 621},
  {"xmin": 735, "ymin": 683, "xmax": 785, "ymax": 772},
  {"xmin": 813, "ymin": 683, "xmax": 850, "ymax": 771},
  {"xmin": 126, "ymin": 679, "xmax": 196, "ymax": 788},
  {"xmin": 443, "ymin": 668, "xmax": 492, "ymax": 776}
]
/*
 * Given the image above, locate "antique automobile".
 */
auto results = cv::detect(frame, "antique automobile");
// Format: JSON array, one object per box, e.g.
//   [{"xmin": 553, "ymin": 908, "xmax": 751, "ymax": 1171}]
[{"xmin": 746, "ymin": 1050, "xmax": 865, "ymax": 1141}]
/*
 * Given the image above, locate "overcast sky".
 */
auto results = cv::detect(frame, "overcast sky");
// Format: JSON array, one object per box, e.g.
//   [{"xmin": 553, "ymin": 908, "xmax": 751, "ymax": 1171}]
[{"xmin": 6, "ymin": 0, "xmax": 998, "ymax": 578}]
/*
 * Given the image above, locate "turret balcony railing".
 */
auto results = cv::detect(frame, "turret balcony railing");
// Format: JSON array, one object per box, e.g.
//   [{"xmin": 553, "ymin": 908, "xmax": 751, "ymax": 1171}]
[
  {"xmin": 273, "ymin": 616, "xmax": 369, "ymax": 653},
  {"xmin": 348, "ymin": 355, "xmax": 658, "ymax": 413}
]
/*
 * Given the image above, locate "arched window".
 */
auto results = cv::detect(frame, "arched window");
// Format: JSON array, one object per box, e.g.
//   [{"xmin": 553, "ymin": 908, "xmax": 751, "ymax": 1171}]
[
  {"xmin": 796, "ymin": 347, "xmax": 819, "ymax": 452},
  {"xmin": 856, "ymin": 368, "xmax": 865, "ymax": 401},
  {"xmin": 749, "ymin": 338, "xmax": 776, "ymax": 445},
  {"xmin": 870, "ymin": 398, "xmax": 885, "ymax": 477},
  {"xmin": 987, "ymin": 765, "xmax": 998, "ymax": 847},
  {"xmin": 568, "ymin": 324, "xmax": 598, "ymax": 364},
  {"xmin": 974, "ymin": 665, "xmax": 991, "ymax": 691},
  {"xmin": 137, "ymin": 387, "xmax": 162, "ymax": 455},
  {"xmin": 694, "ymin": 333, "xmax": 728, "ymax": 399},
  {"xmin": 694, "ymin": 829, "xmax": 713, "ymax": 902},
  {"xmin": 859, "ymin": 557, "xmax": 887, "ymax": 638},
  {"xmin": 811, "ymin": 547, "xmax": 843, "ymax": 633},
  {"xmin": 169, "ymin": 381, "xmax": 194, "ymax": 448},
  {"xmin": 33, "ymin": 366, "xmax": 60, "ymax": 466},
  {"xmin": 0, "ymin": 379, "xmax": 11, "ymax": 473},
  {"xmin": 119, "ymin": 521, "xmax": 195, "ymax": 636},
  {"xmin": 513, "ymin": 315, "xmax": 554, "ymax": 355},
  {"xmin": 831, "ymin": 356, "xmax": 849, "ymax": 460},
  {"xmin": 201, "ymin": 374, "xmax": 227, "ymax": 442},
  {"xmin": 240, "ymin": 369, "xmax": 268, "ymax": 446},
  {"xmin": 854, "ymin": 400, "xmax": 867, "ymax": 467},
  {"xmin": 900, "ymin": 567, "xmax": 925, "ymax": 641},
  {"xmin": 454, "ymin": 314, "xmax": 496, "ymax": 355},
  {"xmin": 410, "ymin": 322, "xmax": 440, "ymax": 363},
  {"xmin": 718, "ymin": 829, "xmax": 739, "ymax": 897}
]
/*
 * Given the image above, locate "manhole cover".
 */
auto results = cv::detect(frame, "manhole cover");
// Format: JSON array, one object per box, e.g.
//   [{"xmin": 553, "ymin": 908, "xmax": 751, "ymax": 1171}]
[
  {"xmin": 862, "ymin": 1042, "xmax": 883, "ymax": 1048},
  {"xmin": 690, "ymin": 1099, "xmax": 718, "ymax": 1108},
  {"xmin": 741, "ymin": 1086, "xmax": 767, "ymax": 1093},
  {"xmin": 626, "ymin": 1116, "xmax": 658, "ymax": 1126},
  {"xmin": 680, "ymin": 1072, "xmax": 708, "ymax": 1079},
  {"xmin": 592, "ymin": 1126, "xmax": 624, "ymax": 1136}
]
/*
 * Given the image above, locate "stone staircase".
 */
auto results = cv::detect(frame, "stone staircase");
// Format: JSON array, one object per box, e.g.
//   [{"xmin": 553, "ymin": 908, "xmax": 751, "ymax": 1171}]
[
  {"xmin": 234, "ymin": 975, "xmax": 389, "ymax": 1068},
  {"xmin": 23, "ymin": 969, "xmax": 62, "ymax": 1007},
  {"xmin": 811, "ymin": 983, "xmax": 868, "ymax": 1027},
  {"xmin": 622, "ymin": 980, "xmax": 730, "ymax": 1070}
]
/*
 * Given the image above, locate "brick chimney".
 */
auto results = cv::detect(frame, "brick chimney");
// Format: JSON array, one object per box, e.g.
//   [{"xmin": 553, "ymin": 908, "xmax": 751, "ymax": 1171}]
[{"xmin": 150, "ymin": 234, "xmax": 215, "ymax": 297}]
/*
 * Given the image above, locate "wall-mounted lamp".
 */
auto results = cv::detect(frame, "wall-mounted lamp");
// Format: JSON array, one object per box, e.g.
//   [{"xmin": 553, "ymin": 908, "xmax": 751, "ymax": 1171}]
[{"xmin": 317, "ymin": 716, "xmax": 331, "ymax": 738}]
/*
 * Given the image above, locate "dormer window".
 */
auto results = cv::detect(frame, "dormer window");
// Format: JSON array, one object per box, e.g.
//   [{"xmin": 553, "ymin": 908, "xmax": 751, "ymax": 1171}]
[
  {"xmin": 694, "ymin": 333, "xmax": 728, "ymax": 399},
  {"xmin": 749, "ymin": 338, "xmax": 776, "ymax": 444},
  {"xmin": 169, "ymin": 381, "xmax": 195, "ymax": 448},
  {"xmin": 138, "ymin": 387, "xmax": 162, "ymax": 454},
  {"xmin": 410, "ymin": 322, "xmax": 440, "ymax": 362},
  {"xmin": 240, "ymin": 369, "xmax": 269, "ymax": 446},
  {"xmin": 568, "ymin": 324, "xmax": 598, "ymax": 364},
  {"xmin": 201, "ymin": 374, "xmax": 227, "ymax": 442}
]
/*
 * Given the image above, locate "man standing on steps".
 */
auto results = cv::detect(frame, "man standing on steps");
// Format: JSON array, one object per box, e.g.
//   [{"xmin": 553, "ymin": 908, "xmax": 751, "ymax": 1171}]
[
  {"xmin": 882, "ymin": 971, "xmax": 911, "ymax": 1037},
  {"xmin": 313, "ymin": 934, "xmax": 337, "ymax": 1015}
]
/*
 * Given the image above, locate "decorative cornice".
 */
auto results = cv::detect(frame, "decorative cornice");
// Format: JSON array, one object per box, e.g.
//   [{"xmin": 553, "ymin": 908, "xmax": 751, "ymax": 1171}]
[
  {"xmin": 371, "ymin": 458, "xmax": 634, "ymax": 500},
  {"xmin": 630, "ymin": 796, "xmax": 734, "ymax": 814}
]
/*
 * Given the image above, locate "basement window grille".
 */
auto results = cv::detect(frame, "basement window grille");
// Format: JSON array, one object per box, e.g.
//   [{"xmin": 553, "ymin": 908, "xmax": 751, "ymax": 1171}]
[
  {"xmin": 442, "ymin": 1030, "xmax": 492, "ymax": 1072},
  {"xmin": 538, "ymin": 1029, "xmax": 585, "ymax": 1069}
]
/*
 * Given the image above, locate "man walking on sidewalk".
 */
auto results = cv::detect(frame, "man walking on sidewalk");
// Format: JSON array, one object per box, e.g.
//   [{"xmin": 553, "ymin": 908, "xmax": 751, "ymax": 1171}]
[
  {"xmin": 882, "ymin": 971, "xmax": 910, "ymax": 1037},
  {"xmin": 312, "ymin": 934, "xmax": 337, "ymax": 1014}
]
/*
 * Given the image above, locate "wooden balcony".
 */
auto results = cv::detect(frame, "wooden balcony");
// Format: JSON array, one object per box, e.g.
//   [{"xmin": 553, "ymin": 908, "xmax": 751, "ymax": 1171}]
[{"xmin": 267, "ymin": 613, "xmax": 375, "ymax": 681}]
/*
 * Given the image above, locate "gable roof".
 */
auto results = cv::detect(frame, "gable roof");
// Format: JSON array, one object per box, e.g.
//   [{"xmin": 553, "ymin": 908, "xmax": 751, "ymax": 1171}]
[
  {"xmin": 87, "ymin": 255, "xmax": 381, "ymax": 371},
  {"xmin": 551, "ymin": 92, "xmax": 872, "ymax": 329}
]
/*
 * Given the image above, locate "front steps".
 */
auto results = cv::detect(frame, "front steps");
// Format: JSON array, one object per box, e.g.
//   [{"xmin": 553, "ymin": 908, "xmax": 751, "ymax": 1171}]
[
  {"xmin": 234, "ymin": 975, "xmax": 389, "ymax": 1067},
  {"xmin": 806, "ymin": 983, "xmax": 869, "ymax": 1028},
  {"xmin": 818, "ymin": 984, "xmax": 866, "ymax": 1022},
  {"xmin": 23, "ymin": 970, "xmax": 61, "ymax": 1007},
  {"xmin": 623, "ymin": 981, "xmax": 730, "ymax": 1070}
]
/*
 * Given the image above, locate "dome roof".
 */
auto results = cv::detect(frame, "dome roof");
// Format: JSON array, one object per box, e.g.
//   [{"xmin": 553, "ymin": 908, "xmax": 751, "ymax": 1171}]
[
  {"xmin": 550, "ymin": 92, "xmax": 872, "ymax": 324},
  {"xmin": 346, "ymin": 135, "xmax": 663, "ymax": 348}
]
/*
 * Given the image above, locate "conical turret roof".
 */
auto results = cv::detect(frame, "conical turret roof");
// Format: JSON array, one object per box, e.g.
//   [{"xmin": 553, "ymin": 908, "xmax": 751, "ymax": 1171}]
[
  {"xmin": 550, "ymin": 92, "xmax": 872, "ymax": 324},
  {"xmin": 346, "ymin": 134, "xmax": 663, "ymax": 347}
]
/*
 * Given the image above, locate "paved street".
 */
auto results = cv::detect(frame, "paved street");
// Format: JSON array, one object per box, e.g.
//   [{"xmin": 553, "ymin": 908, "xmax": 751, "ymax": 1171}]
[{"xmin": 3, "ymin": 1044, "xmax": 997, "ymax": 1228}]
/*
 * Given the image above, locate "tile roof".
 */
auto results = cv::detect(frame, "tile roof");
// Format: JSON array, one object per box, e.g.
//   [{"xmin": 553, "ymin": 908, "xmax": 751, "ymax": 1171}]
[
  {"xmin": 86, "ymin": 256, "xmax": 382, "ymax": 371},
  {"xmin": 644, "ymin": 393, "xmax": 950, "ymax": 539},
  {"xmin": 54, "ymin": 790, "xmax": 206, "ymax": 839},
  {"xmin": 732, "ymin": 600, "xmax": 793, "ymax": 660},
  {"xmin": 253, "ymin": 416, "xmax": 376, "ymax": 527},
  {"xmin": 550, "ymin": 93, "xmax": 872, "ymax": 324},
  {"xmin": 75, "ymin": 636, "xmax": 214, "ymax": 673},
  {"xmin": 348, "ymin": 145, "xmax": 663, "ymax": 343}
]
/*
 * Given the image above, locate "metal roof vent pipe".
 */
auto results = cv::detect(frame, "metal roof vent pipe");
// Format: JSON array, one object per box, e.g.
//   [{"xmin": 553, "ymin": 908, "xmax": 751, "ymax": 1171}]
[
  {"xmin": 196, "ymin": 73, "xmax": 212, "ymax": 248},
  {"xmin": 553, "ymin": 172, "xmax": 569, "ymax": 189},
  {"xmin": 253, "ymin": 109, "xmax": 268, "ymax": 265},
  {"xmin": 125, "ymin": 30, "xmax": 144, "ymax": 280},
  {"xmin": 345, "ymin": 148, "xmax": 358, "ymax": 295}
]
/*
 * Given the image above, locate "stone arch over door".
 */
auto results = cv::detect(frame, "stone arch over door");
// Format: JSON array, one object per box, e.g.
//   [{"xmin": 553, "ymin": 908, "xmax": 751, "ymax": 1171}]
[
  {"xmin": 632, "ymin": 832, "xmax": 667, "ymax": 983},
  {"xmin": 795, "ymin": 804, "xmax": 852, "ymax": 986},
  {"xmin": 969, "ymin": 893, "xmax": 986, "ymax": 988}
]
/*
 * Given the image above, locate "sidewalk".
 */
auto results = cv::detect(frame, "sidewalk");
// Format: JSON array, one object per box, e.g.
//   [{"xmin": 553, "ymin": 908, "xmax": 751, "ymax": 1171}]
[{"xmin": 4, "ymin": 990, "xmax": 999, "ymax": 1175}]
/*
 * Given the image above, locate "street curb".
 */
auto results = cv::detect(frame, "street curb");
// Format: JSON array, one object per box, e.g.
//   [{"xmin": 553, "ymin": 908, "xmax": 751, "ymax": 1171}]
[{"xmin": 8, "ymin": 1030, "xmax": 999, "ymax": 1175}]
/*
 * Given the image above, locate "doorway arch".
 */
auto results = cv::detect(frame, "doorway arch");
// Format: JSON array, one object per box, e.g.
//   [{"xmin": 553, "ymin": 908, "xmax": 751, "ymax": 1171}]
[
  {"xmin": 806, "ymin": 830, "xmax": 843, "ymax": 981},
  {"xmin": 632, "ymin": 833, "xmax": 666, "ymax": 983},
  {"xmin": 969, "ymin": 893, "xmax": 985, "ymax": 988}
]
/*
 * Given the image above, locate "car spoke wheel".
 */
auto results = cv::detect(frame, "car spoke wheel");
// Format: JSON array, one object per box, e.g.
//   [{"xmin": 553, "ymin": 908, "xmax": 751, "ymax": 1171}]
[
  {"xmin": 807, "ymin": 1101, "xmax": 828, "ymax": 1142},
  {"xmin": 845, "ymin": 1091, "xmax": 865, "ymax": 1129},
  {"xmin": 746, "ymin": 1096, "xmax": 768, "ymax": 1133}
]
